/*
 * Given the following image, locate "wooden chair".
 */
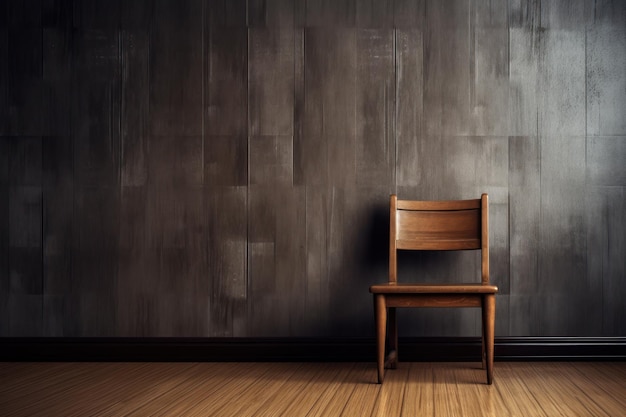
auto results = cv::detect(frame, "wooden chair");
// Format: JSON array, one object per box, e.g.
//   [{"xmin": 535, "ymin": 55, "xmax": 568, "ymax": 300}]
[{"xmin": 370, "ymin": 194, "xmax": 498, "ymax": 384}]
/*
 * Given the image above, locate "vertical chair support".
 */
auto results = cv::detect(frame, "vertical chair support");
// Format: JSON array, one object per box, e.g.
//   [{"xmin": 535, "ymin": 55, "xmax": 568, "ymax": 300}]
[
  {"xmin": 388, "ymin": 307, "xmax": 398, "ymax": 369},
  {"xmin": 483, "ymin": 293, "xmax": 496, "ymax": 385},
  {"xmin": 375, "ymin": 294, "xmax": 386, "ymax": 383}
]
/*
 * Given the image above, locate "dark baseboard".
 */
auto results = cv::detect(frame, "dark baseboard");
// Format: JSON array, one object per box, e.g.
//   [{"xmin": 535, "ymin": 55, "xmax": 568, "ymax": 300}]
[{"xmin": 1, "ymin": 337, "xmax": 624, "ymax": 362}]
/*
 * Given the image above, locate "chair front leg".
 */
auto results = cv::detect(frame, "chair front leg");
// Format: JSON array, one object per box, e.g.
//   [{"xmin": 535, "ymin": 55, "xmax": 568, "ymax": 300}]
[
  {"xmin": 483, "ymin": 294, "xmax": 496, "ymax": 385},
  {"xmin": 375, "ymin": 294, "xmax": 387, "ymax": 383}
]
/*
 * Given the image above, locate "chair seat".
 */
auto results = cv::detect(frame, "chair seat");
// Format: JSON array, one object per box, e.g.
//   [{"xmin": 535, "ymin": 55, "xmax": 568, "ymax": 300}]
[{"xmin": 370, "ymin": 282, "xmax": 498, "ymax": 294}]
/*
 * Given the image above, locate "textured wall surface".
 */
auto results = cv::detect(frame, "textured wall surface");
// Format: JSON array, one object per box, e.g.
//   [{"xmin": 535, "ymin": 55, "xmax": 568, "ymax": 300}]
[{"xmin": 0, "ymin": 0, "xmax": 625, "ymax": 338}]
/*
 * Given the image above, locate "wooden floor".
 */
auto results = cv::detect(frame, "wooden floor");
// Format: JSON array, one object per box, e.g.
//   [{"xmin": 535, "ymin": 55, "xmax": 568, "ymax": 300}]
[{"xmin": 0, "ymin": 362, "xmax": 624, "ymax": 416}]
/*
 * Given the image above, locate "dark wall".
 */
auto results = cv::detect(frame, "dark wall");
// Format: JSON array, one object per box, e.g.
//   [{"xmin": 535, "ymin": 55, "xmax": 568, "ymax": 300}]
[{"xmin": 1, "ymin": 0, "xmax": 625, "ymax": 338}]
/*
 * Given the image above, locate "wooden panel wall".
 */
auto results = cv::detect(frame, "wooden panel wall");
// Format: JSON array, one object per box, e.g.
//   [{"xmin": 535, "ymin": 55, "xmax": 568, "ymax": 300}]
[{"xmin": 1, "ymin": 0, "xmax": 625, "ymax": 338}]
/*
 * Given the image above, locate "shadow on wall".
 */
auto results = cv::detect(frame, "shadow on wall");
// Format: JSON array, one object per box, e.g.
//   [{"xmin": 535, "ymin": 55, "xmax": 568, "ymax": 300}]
[
  {"xmin": 327, "ymin": 196, "xmax": 482, "ymax": 337},
  {"xmin": 360, "ymin": 203, "xmax": 390, "ymax": 273},
  {"xmin": 328, "ymin": 200, "xmax": 389, "ymax": 337}
]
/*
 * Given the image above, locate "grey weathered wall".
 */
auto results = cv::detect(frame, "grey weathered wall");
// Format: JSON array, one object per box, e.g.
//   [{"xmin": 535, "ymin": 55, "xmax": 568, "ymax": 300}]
[{"xmin": 1, "ymin": 0, "xmax": 625, "ymax": 338}]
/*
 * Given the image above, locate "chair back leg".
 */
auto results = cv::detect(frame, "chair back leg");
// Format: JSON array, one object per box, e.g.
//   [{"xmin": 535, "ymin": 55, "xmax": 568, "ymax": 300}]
[
  {"xmin": 375, "ymin": 294, "xmax": 387, "ymax": 383},
  {"xmin": 388, "ymin": 307, "xmax": 398, "ymax": 369}
]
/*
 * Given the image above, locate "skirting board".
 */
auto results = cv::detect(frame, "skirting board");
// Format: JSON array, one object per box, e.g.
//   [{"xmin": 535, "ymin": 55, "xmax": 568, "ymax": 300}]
[{"xmin": 0, "ymin": 337, "xmax": 624, "ymax": 362}]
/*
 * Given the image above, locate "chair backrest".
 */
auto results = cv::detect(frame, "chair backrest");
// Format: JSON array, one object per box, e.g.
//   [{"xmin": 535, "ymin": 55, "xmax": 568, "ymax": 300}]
[{"xmin": 389, "ymin": 194, "xmax": 489, "ymax": 285}]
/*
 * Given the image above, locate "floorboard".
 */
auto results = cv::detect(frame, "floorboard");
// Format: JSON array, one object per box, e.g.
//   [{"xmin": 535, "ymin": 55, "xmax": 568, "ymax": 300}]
[{"xmin": 0, "ymin": 362, "xmax": 624, "ymax": 416}]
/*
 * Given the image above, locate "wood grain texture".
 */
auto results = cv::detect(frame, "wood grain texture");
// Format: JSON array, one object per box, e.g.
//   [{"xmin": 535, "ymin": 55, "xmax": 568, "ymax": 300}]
[
  {"xmin": 116, "ymin": 3, "xmax": 151, "ymax": 335},
  {"xmin": 356, "ymin": 0, "xmax": 394, "ymax": 28},
  {"xmin": 508, "ymin": 27, "xmax": 539, "ymax": 137},
  {"xmin": 8, "ymin": 138, "xmax": 42, "ymax": 303},
  {"xmin": 149, "ymin": 0, "xmax": 202, "ymax": 137},
  {"xmin": 208, "ymin": 0, "xmax": 247, "ymax": 27},
  {"xmin": 592, "ymin": 0, "xmax": 626, "ymax": 27},
  {"xmin": 206, "ymin": 187, "xmax": 247, "ymax": 336},
  {"xmin": 68, "ymin": 19, "xmax": 118, "ymax": 337},
  {"xmin": 6, "ymin": 0, "xmax": 42, "ymax": 137},
  {"xmin": 586, "ymin": 187, "xmax": 626, "ymax": 335},
  {"xmin": 392, "ymin": 0, "xmax": 425, "ymax": 29},
  {"xmin": 42, "ymin": 34, "xmax": 72, "ymax": 137},
  {"xmin": 587, "ymin": 28, "xmax": 626, "ymax": 136},
  {"xmin": 204, "ymin": 3, "xmax": 249, "ymax": 337},
  {"xmin": 356, "ymin": 29, "xmax": 394, "ymax": 187},
  {"xmin": 72, "ymin": 29, "xmax": 121, "ymax": 188},
  {"xmin": 305, "ymin": 0, "xmax": 356, "ymax": 27},
  {"xmin": 1, "ymin": 0, "xmax": 625, "ymax": 339},
  {"xmin": 120, "ymin": 30, "xmax": 149, "ymax": 188},
  {"xmin": 206, "ymin": 26, "xmax": 247, "ymax": 138},
  {"xmin": 470, "ymin": 0, "xmax": 509, "ymax": 136},
  {"xmin": 539, "ymin": 30, "xmax": 586, "ymax": 137},
  {"xmin": 2, "ymin": 362, "xmax": 625, "ymax": 417},
  {"xmin": 539, "ymin": 134, "xmax": 590, "ymax": 335},
  {"xmin": 249, "ymin": 28, "xmax": 294, "ymax": 137},
  {"xmin": 423, "ymin": 0, "xmax": 471, "ymax": 136},
  {"xmin": 508, "ymin": 135, "xmax": 541, "ymax": 335},
  {"xmin": 42, "ymin": 136, "xmax": 73, "ymax": 301},
  {"xmin": 540, "ymin": 0, "xmax": 589, "ymax": 30},
  {"xmin": 40, "ymin": 2, "xmax": 73, "ymax": 335},
  {"xmin": 205, "ymin": 20, "xmax": 247, "ymax": 185},
  {"xmin": 395, "ymin": 28, "xmax": 422, "ymax": 195},
  {"xmin": 248, "ymin": 0, "xmax": 298, "ymax": 28},
  {"xmin": 508, "ymin": 136, "xmax": 540, "ymax": 297},
  {"xmin": 0, "ymin": 139, "xmax": 8, "ymax": 314},
  {"xmin": 0, "ymin": 6, "xmax": 8, "ymax": 136},
  {"xmin": 298, "ymin": 27, "xmax": 357, "ymax": 188}
]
